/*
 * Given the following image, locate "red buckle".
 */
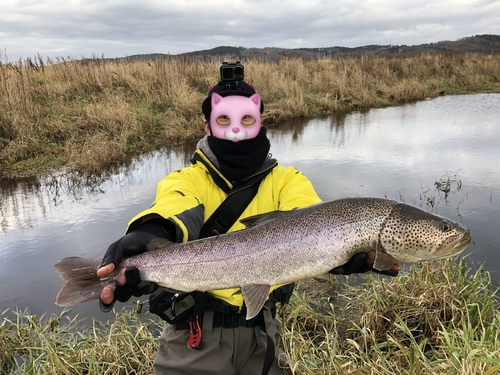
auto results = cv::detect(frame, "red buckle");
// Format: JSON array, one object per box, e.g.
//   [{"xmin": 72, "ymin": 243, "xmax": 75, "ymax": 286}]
[{"xmin": 187, "ymin": 315, "xmax": 202, "ymax": 350}]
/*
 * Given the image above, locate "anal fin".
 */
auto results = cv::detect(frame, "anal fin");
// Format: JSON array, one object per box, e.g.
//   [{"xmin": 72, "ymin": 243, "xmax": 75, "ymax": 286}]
[{"xmin": 241, "ymin": 284, "xmax": 271, "ymax": 320}]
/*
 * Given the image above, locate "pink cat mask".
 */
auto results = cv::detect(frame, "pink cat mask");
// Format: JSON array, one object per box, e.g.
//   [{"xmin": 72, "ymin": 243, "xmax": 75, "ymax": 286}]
[{"xmin": 209, "ymin": 93, "xmax": 262, "ymax": 142}]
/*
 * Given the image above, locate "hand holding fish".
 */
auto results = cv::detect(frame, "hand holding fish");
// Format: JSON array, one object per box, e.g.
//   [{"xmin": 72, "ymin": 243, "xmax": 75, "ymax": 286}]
[
  {"xmin": 98, "ymin": 219, "xmax": 175, "ymax": 308},
  {"xmin": 98, "ymin": 266, "xmax": 148, "ymax": 307},
  {"xmin": 97, "ymin": 228, "xmax": 163, "ymax": 310},
  {"xmin": 366, "ymin": 250, "xmax": 402, "ymax": 275}
]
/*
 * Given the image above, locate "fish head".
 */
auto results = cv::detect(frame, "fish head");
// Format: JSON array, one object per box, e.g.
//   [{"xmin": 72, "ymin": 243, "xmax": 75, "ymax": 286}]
[{"xmin": 377, "ymin": 203, "xmax": 472, "ymax": 266}]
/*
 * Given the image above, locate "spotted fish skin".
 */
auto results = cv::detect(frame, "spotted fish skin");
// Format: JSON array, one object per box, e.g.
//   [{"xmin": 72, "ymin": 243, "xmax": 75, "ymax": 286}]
[{"xmin": 54, "ymin": 198, "xmax": 472, "ymax": 319}]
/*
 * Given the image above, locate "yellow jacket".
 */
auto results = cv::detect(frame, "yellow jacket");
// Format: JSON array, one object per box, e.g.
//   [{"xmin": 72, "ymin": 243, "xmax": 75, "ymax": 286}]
[{"xmin": 127, "ymin": 148, "xmax": 322, "ymax": 309}]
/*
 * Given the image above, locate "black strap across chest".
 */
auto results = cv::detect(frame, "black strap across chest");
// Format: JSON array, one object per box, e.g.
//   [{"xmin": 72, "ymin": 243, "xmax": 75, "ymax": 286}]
[
  {"xmin": 198, "ymin": 167, "xmax": 274, "ymax": 238},
  {"xmin": 191, "ymin": 152, "xmax": 276, "ymax": 239}
]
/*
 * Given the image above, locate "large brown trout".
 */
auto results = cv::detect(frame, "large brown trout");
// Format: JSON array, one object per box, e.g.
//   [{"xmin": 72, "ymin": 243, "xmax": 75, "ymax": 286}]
[{"xmin": 55, "ymin": 198, "xmax": 472, "ymax": 319}]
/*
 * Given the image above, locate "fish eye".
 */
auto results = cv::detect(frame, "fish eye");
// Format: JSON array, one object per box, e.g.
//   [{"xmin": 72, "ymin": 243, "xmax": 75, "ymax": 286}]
[
  {"xmin": 440, "ymin": 222, "xmax": 452, "ymax": 232},
  {"xmin": 241, "ymin": 115, "xmax": 256, "ymax": 127},
  {"xmin": 216, "ymin": 115, "xmax": 231, "ymax": 127}
]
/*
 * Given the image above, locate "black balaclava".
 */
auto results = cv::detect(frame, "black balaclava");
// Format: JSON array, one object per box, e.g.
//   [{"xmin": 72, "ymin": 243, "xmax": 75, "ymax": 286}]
[
  {"xmin": 201, "ymin": 80, "xmax": 269, "ymax": 182},
  {"xmin": 207, "ymin": 127, "xmax": 270, "ymax": 182}
]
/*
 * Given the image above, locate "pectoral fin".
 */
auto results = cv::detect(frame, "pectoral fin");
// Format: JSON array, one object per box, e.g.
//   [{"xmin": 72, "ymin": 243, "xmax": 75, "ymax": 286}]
[
  {"xmin": 373, "ymin": 251, "xmax": 397, "ymax": 271},
  {"xmin": 370, "ymin": 239, "xmax": 398, "ymax": 271},
  {"xmin": 241, "ymin": 284, "xmax": 271, "ymax": 320}
]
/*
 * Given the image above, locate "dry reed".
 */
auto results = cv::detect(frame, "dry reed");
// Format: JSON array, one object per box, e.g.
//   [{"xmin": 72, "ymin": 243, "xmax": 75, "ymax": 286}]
[{"xmin": 1, "ymin": 53, "xmax": 499, "ymax": 177}]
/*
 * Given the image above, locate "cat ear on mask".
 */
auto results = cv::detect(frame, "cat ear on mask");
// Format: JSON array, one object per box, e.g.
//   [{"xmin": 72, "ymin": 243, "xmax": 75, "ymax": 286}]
[
  {"xmin": 212, "ymin": 93, "xmax": 223, "ymax": 106},
  {"xmin": 250, "ymin": 93, "xmax": 261, "ymax": 107}
]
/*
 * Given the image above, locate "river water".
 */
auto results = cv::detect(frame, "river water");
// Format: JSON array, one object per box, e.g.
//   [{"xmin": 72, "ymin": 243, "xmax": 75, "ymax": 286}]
[{"xmin": 1, "ymin": 93, "xmax": 499, "ymax": 322}]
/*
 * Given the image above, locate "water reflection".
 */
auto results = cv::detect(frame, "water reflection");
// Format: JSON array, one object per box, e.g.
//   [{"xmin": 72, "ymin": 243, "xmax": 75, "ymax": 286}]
[
  {"xmin": 0, "ymin": 142, "xmax": 197, "ymax": 321},
  {"xmin": 0, "ymin": 93, "xmax": 498, "ymax": 321},
  {"xmin": 0, "ymin": 142, "xmax": 197, "ymax": 233},
  {"xmin": 269, "ymin": 112, "xmax": 354, "ymax": 147}
]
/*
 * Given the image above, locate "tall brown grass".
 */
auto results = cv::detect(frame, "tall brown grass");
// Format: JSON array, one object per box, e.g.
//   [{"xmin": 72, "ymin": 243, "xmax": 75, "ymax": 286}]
[{"xmin": 1, "ymin": 53, "xmax": 499, "ymax": 177}]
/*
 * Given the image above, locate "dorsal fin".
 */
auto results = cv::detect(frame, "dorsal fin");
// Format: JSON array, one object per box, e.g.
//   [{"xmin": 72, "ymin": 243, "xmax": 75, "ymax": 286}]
[
  {"xmin": 239, "ymin": 210, "xmax": 292, "ymax": 229},
  {"xmin": 147, "ymin": 237, "xmax": 176, "ymax": 251}
]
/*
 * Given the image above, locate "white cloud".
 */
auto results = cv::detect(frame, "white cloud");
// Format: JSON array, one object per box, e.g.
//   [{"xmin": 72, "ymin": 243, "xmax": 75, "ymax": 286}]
[{"xmin": 0, "ymin": 0, "xmax": 499, "ymax": 60}]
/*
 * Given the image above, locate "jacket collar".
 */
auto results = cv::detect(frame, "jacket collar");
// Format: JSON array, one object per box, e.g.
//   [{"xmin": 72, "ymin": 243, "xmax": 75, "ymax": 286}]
[{"xmin": 191, "ymin": 148, "xmax": 277, "ymax": 194}]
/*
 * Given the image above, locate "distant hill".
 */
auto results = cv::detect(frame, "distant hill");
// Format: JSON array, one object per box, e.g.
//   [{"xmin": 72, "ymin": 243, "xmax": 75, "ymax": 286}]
[{"xmin": 118, "ymin": 34, "xmax": 500, "ymax": 62}]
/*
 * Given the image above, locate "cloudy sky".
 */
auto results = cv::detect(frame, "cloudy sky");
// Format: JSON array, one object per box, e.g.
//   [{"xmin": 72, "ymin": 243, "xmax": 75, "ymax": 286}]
[{"xmin": 1, "ymin": 0, "xmax": 499, "ymax": 61}]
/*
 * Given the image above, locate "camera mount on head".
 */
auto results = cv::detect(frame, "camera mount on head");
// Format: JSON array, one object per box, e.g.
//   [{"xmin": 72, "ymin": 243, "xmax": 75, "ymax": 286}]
[
  {"xmin": 219, "ymin": 61, "xmax": 244, "ymax": 90},
  {"xmin": 201, "ymin": 62, "xmax": 263, "ymax": 122}
]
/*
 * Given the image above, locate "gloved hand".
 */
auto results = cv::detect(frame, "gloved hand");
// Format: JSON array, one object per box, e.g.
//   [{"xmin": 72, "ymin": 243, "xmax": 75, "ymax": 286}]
[
  {"xmin": 328, "ymin": 252, "xmax": 399, "ymax": 277},
  {"xmin": 99, "ymin": 219, "xmax": 174, "ymax": 312}
]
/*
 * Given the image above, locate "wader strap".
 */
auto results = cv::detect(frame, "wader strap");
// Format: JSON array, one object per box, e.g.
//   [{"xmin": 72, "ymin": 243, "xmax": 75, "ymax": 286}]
[
  {"xmin": 260, "ymin": 308, "xmax": 276, "ymax": 375},
  {"xmin": 201, "ymin": 311, "xmax": 214, "ymax": 334},
  {"xmin": 199, "ymin": 182, "xmax": 261, "ymax": 238}
]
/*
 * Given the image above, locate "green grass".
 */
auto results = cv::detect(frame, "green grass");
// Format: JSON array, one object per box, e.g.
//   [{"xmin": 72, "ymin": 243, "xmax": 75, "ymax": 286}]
[
  {"xmin": 0, "ymin": 309, "xmax": 162, "ymax": 374},
  {"xmin": 1, "ymin": 258, "xmax": 499, "ymax": 374},
  {"xmin": 281, "ymin": 257, "xmax": 500, "ymax": 374}
]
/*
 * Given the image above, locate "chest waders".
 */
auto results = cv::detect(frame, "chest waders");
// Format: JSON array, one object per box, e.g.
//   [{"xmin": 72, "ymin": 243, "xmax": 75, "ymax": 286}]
[{"xmin": 149, "ymin": 155, "xmax": 278, "ymax": 375}]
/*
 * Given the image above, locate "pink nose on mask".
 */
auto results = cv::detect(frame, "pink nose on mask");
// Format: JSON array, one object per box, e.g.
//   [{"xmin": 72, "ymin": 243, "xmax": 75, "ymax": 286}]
[
  {"xmin": 224, "ymin": 128, "xmax": 247, "ymax": 142},
  {"xmin": 210, "ymin": 93, "xmax": 262, "ymax": 142}
]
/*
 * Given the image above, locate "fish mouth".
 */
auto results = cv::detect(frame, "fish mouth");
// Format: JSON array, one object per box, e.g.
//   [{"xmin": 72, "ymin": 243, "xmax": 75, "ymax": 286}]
[
  {"xmin": 435, "ymin": 230, "xmax": 472, "ymax": 257},
  {"xmin": 456, "ymin": 231, "xmax": 473, "ymax": 251}
]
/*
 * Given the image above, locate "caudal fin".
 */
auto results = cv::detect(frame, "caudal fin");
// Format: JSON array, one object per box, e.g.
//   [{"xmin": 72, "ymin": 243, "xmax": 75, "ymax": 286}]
[{"xmin": 54, "ymin": 257, "xmax": 105, "ymax": 307}]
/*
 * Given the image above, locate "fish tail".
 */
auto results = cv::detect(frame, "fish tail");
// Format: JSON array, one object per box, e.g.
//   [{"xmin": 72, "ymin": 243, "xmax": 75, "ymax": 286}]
[{"xmin": 54, "ymin": 257, "xmax": 106, "ymax": 307}]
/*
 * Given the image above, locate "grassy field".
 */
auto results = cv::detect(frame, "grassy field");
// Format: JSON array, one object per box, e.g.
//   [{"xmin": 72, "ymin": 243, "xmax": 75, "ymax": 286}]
[
  {"xmin": 1, "ymin": 53, "xmax": 499, "ymax": 374},
  {"xmin": 1, "ymin": 259, "xmax": 499, "ymax": 374},
  {"xmin": 1, "ymin": 53, "xmax": 500, "ymax": 178}
]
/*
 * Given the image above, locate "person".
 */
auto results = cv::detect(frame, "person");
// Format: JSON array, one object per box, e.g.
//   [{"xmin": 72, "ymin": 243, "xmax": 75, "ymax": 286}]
[{"xmin": 97, "ymin": 69, "xmax": 400, "ymax": 375}]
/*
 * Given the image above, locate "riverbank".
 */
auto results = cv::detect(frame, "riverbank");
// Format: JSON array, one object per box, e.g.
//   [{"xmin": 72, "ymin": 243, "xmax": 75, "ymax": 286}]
[
  {"xmin": 1, "ymin": 53, "xmax": 500, "ymax": 178},
  {"xmin": 1, "ymin": 258, "xmax": 498, "ymax": 374}
]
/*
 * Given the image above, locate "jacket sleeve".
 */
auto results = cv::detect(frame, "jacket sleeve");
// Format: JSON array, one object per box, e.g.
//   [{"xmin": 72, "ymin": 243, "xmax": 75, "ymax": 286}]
[
  {"xmin": 275, "ymin": 166, "xmax": 322, "ymax": 210},
  {"xmin": 126, "ymin": 167, "xmax": 205, "ymax": 243}
]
